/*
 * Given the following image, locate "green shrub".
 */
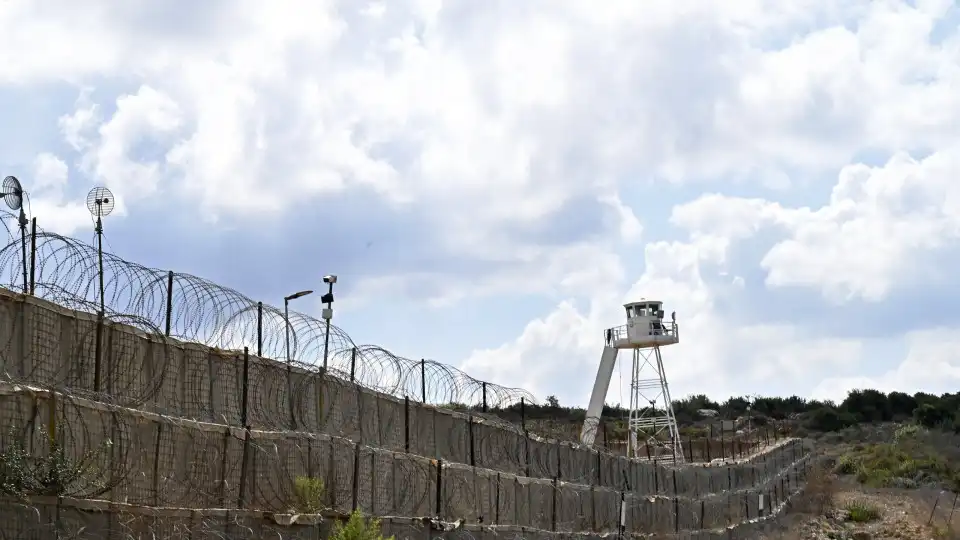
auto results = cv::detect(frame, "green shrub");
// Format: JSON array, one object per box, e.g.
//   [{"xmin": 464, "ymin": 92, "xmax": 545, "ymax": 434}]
[
  {"xmin": 844, "ymin": 500, "xmax": 881, "ymax": 522},
  {"xmin": 332, "ymin": 509, "xmax": 393, "ymax": 540},
  {"xmin": 292, "ymin": 476, "xmax": 326, "ymax": 514},
  {"xmin": 0, "ymin": 427, "xmax": 110, "ymax": 500}
]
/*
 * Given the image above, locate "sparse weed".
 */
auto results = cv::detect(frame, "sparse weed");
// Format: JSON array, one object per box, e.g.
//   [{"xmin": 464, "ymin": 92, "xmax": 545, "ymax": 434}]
[{"xmin": 844, "ymin": 500, "xmax": 881, "ymax": 523}]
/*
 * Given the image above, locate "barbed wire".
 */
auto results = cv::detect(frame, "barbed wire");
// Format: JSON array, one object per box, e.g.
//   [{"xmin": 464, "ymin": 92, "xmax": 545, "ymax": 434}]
[
  {"xmin": 0, "ymin": 214, "xmax": 534, "ymax": 409},
  {"xmin": 0, "ymin": 383, "xmax": 812, "ymax": 536}
]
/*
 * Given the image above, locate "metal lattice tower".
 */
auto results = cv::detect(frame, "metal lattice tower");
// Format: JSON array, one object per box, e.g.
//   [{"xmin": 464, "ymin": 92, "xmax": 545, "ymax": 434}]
[
  {"xmin": 580, "ymin": 299, "xmax": 683, "ymax": 464},
  {"xmin": 627, "ymin": 345, "xmax": 682, "ymax": 462}
]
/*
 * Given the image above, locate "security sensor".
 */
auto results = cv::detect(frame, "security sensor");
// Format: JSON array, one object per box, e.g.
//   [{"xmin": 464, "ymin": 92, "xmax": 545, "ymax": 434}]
[{"xmin": 323, "ymin": 275, "xmax": 338, "ymax": 284}]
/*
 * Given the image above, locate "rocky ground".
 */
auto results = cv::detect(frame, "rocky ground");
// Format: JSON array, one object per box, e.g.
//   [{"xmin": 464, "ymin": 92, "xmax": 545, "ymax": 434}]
[{"xmin": 761, "ymin": 475, "xmax": 958, "ymax": 540}]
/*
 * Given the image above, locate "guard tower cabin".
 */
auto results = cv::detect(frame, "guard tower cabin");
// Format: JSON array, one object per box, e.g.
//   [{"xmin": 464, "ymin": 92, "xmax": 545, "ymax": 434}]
[{"xmin": 605, "ymin": 300, "xmax": 679, "ymax": 349}]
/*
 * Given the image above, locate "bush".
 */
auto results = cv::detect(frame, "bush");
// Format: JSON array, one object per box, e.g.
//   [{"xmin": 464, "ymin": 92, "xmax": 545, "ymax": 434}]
[
  {"xmin": 292, "ymin": 476, "xmax": 326, "ymax": 514},
  {"xmin": 807, "ymin": 406, "xmax": 857, "ymax": 432},
  {"xmin": 837, "ymin": 434, "xmax": 955, "ymax": 489},
  {"xmin": 0, "ymin": 427, "xmax": 110, "ymax": 500},
  {"xmin": 844, "ymin": 500, "xmax": 881, "ymax": 522},
  {"xmin": 332, "ymin": 510, "xmax": 393, "ymax": 540}
]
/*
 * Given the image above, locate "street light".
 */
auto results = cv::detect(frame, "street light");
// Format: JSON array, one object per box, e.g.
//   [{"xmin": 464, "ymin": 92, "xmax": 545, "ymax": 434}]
[
  {"xmin": 284, "ymin": 290, "xmax": 313, "ymax": 367},
  {"xmin": 284, "ymin": 289, "xmax": 313, "ymax": 429},
  {"xmin": 320, "ymin": 275, "xmax": 337, "ymax": 370}
]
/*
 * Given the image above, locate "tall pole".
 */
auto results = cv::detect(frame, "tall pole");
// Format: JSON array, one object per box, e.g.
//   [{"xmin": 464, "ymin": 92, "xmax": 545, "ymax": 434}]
[
  {"xmin": 29, "ymin": 217, "xmax": 36, "ymax": 295},
  {"xmin": 285, "ymin": 297, "xmax": 294, "ymax": 429},
  {"xmin": 18, "ymin": 210, "xmax": 27, "ymax": 294},
  {"xmin": 96, "ymin": 214, "xmax": 105, "ymax": 314},
  {"xmin": 282, "ymin": 290, "xmax": 313, "ymax": 429},
  {"xmin": 93, "ymin": 210, "xmax": 105, "ymax": 392},
  {"xmin": 284, "ymin": 299, "xmax": 292, "ymax": 367},
  {"xmin": 322, "ymin": 281, "xmax": 333, "ymax": 371}
]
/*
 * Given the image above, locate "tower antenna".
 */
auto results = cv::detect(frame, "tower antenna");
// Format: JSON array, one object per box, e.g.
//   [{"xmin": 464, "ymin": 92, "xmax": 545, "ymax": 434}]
[{"xmin": 0, "ymin": 176, "xmax": 28, "ymax": 293}]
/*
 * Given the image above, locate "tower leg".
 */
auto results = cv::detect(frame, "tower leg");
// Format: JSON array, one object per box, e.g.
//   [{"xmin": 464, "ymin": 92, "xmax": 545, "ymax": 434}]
[
  {"xmin": 580, "ymin": 345, "xmax": 619, "ymax": 445},
  {"xmin": 627, "ymin": 346, "xmax": 684, "ymax": 463}
]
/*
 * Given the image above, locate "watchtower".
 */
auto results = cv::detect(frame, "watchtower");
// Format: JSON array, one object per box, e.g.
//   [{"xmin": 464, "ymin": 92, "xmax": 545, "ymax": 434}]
[{"xmin": 582, "ymin": 299, "xmax": 683, "ymax": 463}]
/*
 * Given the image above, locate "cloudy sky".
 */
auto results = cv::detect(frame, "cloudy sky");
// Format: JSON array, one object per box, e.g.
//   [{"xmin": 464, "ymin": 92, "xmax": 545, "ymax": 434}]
[{"xmin": 2, "ymin": 0, "xmax": 960, "ymax": 407}]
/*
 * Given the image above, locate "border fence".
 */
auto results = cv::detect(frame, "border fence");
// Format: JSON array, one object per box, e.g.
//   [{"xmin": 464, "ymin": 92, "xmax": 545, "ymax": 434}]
[
  {"xmin": 0, "ymin": 213, "xmax": 816, "ymax": 539},
  {"xmin": 0, "ymin": 213, "xmax": 534, "ymax": 408}
]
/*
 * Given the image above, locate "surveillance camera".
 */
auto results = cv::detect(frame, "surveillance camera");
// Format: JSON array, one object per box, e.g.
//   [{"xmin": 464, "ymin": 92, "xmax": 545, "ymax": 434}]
[{"xmin": 323, "ymin": 275, "xmax": 338, "ymax": 284}]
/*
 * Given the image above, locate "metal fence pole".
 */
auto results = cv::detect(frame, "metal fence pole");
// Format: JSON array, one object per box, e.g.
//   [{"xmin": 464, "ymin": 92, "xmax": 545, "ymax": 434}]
[
  {"xmin": 164, "ymin": 271, "xmax": 174, "ymax": 337},
  {"xmin": 420, "ymin": 359, "xmax": 427, "ymax": 403},
  {"xmin": 29, "ymin": 217, "xmax": 36, "ymax": 295}
]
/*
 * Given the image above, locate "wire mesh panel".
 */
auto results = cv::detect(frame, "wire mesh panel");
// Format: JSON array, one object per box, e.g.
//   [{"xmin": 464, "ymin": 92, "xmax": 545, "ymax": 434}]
[{"xmin": 0, "ymin": 223, "xmax": 820, "ymax": 540}]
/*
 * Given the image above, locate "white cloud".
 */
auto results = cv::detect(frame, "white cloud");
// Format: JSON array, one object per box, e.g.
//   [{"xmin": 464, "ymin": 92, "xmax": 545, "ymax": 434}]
[{"xmin": 2, "ymin": 0, "xmax": 960, "ymax": 407}]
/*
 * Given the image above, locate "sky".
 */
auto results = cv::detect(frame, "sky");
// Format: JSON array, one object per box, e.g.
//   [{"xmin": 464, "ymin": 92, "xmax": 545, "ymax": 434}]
[{"xmin": 2, "ymin": 0, "xmax": 960, "ymax": 408}]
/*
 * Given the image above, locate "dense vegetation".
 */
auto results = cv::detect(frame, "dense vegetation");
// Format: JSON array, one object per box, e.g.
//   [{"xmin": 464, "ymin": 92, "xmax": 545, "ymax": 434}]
[{"xmin": 456, "ymin": 389, "xmax": 960, "ymax": 436}]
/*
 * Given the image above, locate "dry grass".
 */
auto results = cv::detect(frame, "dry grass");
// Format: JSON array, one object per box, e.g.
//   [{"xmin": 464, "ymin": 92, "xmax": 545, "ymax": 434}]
[
  {"xmin": 921, "ymin": 491, "xmax": 960, "ymax": 540},
  {"xmin": 793, "ymin": 463, "xmax": 838, "ymax": 516}
]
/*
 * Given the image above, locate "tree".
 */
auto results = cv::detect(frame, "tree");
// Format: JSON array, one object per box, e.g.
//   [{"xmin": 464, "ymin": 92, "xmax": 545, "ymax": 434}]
[
  {"xmin": 914, "ymin": 403, "xmax": 954, "ymax": 430},
  {"xmin": 546, "ymin": 395, "xmax": 560, "ymax": 408},
  {"xmin": 886, "ymin": 391, "xmax": 917, "ymax": 419},
  {"xmin": 806, "ymin": 406, "xmax": 856, "ymax": 432}
]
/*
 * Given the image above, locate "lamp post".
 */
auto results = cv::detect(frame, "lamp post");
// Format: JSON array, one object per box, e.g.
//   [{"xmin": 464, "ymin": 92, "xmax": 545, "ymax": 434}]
[
  {"xmin": 320, "ymin": 275, "xmax": 337, "ymax": 371},
  {"xmin": 284, "ymin": 289, "xmax": 312, "ymax": 429},
  {"xmin": 284, "ymin": 290, "xmax": 314, "ymax": 367}
]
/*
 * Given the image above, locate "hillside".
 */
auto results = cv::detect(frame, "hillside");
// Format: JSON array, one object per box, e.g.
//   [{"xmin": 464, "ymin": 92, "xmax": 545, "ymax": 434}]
[
  {"xmin": 462, "ymin": 389, "xmax": 960, "ymax": 447},
  {"xmin": 761, "ymin": 424, "xmax": 960, "ymax": 540}
]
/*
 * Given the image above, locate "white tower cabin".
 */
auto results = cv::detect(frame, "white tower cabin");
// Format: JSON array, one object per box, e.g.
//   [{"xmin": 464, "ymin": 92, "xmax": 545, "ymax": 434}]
[{"xmin": 580, "ymin": 300, "xmax": 684, "ymax": 463}]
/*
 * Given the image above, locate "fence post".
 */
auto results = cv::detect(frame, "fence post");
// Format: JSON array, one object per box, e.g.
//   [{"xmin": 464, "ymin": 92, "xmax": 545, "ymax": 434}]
[
  {"xmin": 164, "ymin": 271, "xmax": 174, "ymax": 337},
  {"xmin": 29, "ymin": 217, "xmax": 36, "ymax": 295},
  {"xmin": 700, "ymin": 500, "xmax": 705, "ymax": 529},
  {"xmin": 218, "ymin": 429, "xmax": 229, "ymax": 507},
  {"xmin": 352, "ymin": 442, "xmax": 361, "ymax": 511},
  {"xmin": 617, "ymin": 490, "xmax": 626, "ymax": 540},
  {"xmin": 152, "ymin": 423, "xmax": 162, "ymax": 506},
  {"xmin": 256, "ymin": 302, "xmax": 262, "ymax": 357},
  {"xmin": 706, "ymin": 437, "xmax": 711, "ymax": 462},
  {"xmin": 350, "ymin": 347, "xmax": 357, "ymax": 382},
  {"xmin": 523, "ymin": 429, "xmax": 531, "ymax": 477},
  {"xmin": 237, "ymin": 347, "xmax": 252, "ymax": 508},
  {"xmin": 435, "ymin": 458, "xmax": 443, "ymax": 517},
  {"xmin": 674, "ymin": 497, "xmax": 680, "ymax": 533},
  {"xmin": 495, "ymin": 473, "xmax": 501, "ymax": 525},
  {"xmin": 468, "ymin": 415, "xmax": 476, "ymax": 467},
  {"xmin": 481, "ymin": 382, "xmax": 487, "ymax": 412},
  {"xmin": 238, "ymin": 429, "xmax": 251, "ymax": 509},
  {"xmin": 719, "ymin": 424, "xmax": 726, "ymax": 460},
  {"xmin": 672, "ymin": 469, "xmax": 678, "ymax": 496},
  {"xmin": 420, "ymin": 359, "xmax": 427, "ymax": 403},
  {"xmin": 686, "ymin": 438, "xmax": 693, "ymax": 462},
  {"xmin": 241, "ymin": 348, "xmax": 250, "ymax": 426},
  {"xmin": 520, "ymin": 397, "xmax": 526, "ymax": 430},
  {"xmin": 404, "ymin": 396, "xmax": 410, "ymax": 453},
  {"xmin": 551, "ymin": 476, "xmax": 558, "ymax": 531},
  {"xmin": 596, "ymin": 449, "xmax": 602, "ymax": 485}
]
